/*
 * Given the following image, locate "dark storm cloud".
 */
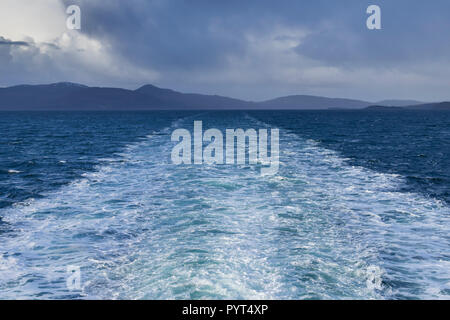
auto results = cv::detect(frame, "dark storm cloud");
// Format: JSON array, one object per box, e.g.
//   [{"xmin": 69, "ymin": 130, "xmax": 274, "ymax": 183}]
[
  {"xmin": 63, "ymin": 0, "xmax": 450, "ymax": 71},
  {"xmin": 62, "ymin": 0, "xmax": 251, "ymax": 71},
  {"xmin": 296, "ymin": 0, "xmax": 450, "ymax": 68},
  {"xmin": 61, "ymin": 0, "xmax": 353, "ymax": 72},
  {"xmin": 2, "ymin": 0, "xmax": 450, "ymax": 101}
]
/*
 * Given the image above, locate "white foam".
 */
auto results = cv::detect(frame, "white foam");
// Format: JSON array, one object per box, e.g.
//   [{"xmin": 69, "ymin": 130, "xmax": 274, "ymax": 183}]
[{"xmin": 0, "ymin": 114, "xmax": 449, "ymax": 299}]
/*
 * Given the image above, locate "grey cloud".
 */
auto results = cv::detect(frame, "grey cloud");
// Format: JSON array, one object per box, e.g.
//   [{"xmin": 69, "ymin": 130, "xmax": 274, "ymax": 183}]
[
  {"xmin": 2, "ymin": 0, "xmax": 450, "ymax": 101},
  {"xmin": 62, "ymin": 0, "xmax": 450, "ymax": 73},
  {"xmin": 0, "ymin": 37, "xmax": 29, "ymax": 46},
  {"xmin": 296, "ymin": 0, "xmax": 450, "ymax": 68}
]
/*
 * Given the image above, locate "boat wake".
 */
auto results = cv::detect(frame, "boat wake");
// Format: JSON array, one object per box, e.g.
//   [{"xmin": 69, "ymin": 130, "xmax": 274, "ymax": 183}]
[{"xmin": 0, "ymin": 114, "xmax": 449, "ymax": 299}]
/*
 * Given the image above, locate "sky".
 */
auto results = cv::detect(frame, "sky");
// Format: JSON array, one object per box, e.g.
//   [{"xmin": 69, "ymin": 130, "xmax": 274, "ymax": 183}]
[{"xmin": 1, "ymin": 0, "xmax": 450, "ymax": 102}]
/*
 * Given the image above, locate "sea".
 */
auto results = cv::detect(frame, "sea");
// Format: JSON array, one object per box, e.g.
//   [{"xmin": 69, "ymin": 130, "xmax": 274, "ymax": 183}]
[{"xmin": 0, "ymin": 110, "xmax": 449, "ymax": 299}]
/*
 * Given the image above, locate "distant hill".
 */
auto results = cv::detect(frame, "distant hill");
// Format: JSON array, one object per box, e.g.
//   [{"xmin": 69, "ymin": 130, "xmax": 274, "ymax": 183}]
[
  {"xmin": 364, "ymin": 102, "xmax": 450, "ymax": 111},
  {"xmin": 135, "ymin": 84, "xmax": 255, "ymax": 109},
  {"xmin": 0, "ymin": 82, "xmax": 448, "ymax": 111},
  {"xmin": 0, "ymin": 82, "xmax": 254, "ymax": 110},
  {"xmin": 406, "ymin": 102, "xmax": 450, "ymax": 110},
  {"xmin": 364, "ymin": 105, "xmax": 403, "ymax": 111},
  {"xmin": 259, "ymin": 95, "xmax": 371, "ymax": 110},
  {"xmin": 375, "ymin": 99, "xmax": 424, "ymax": 107}
]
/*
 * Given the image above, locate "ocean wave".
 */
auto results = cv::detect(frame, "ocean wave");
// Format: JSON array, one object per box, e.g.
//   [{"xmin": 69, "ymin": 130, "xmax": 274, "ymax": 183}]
[{"xmin": 0, "ymin": 114, "xmax": 449, "ymax": 299}]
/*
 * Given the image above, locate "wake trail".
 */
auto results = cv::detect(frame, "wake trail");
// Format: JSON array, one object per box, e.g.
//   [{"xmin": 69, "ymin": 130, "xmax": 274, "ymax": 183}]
[{"xmin": 0, "ymin": 113, "xmax": 448, "ymax": 299}]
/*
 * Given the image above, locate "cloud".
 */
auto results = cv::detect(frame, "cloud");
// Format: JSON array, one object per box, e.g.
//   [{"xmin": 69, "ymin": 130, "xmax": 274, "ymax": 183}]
[
  {"xmin": 0, "ymin": 1, "xmax": 159, "ymax": 88},
  {"xmin": 0, "ymin": 39, "xmax": 29, "ymax": 46},
  {"xmin": 0, "ymin": 0, "xmax": 66, "ymax": 43},
  {"xmin": 1, "ymin": 0, "xmax": 450, "ymax": 101},
  {"xmin": 296, "ymin": 1, "xmax": 450, "ymax": 68}
]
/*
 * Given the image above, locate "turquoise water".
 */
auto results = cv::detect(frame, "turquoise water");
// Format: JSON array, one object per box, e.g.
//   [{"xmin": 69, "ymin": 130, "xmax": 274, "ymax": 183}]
[{"xmin": 0, "ymin": 111, "xmax": 449, "ymax": 299}]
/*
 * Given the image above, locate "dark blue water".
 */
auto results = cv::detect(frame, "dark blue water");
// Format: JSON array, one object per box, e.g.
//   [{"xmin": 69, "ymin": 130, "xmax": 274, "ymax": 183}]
[
  {"xmin": 253, "ymin": 110, "xmax": 450, "ymax": 204},
  {"xmin": 0, "ymin": 111, "xmax": 449, "ymax": 299},
  {"xmin": 0, "ymin": 112, "xmax": 192, "ymax": 210}
]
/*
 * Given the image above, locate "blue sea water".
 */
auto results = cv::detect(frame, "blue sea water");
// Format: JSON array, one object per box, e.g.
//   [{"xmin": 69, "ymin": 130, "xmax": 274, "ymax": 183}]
[{"xmin": 0, "ymin": 110, "xmax": 449, "ymax": 299}]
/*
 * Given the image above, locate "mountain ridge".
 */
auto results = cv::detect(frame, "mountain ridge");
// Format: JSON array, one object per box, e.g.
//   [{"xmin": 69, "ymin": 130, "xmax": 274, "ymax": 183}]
[{"xmin": 0, "ymin": 82, "xmax": 447, "ymax": 110}]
